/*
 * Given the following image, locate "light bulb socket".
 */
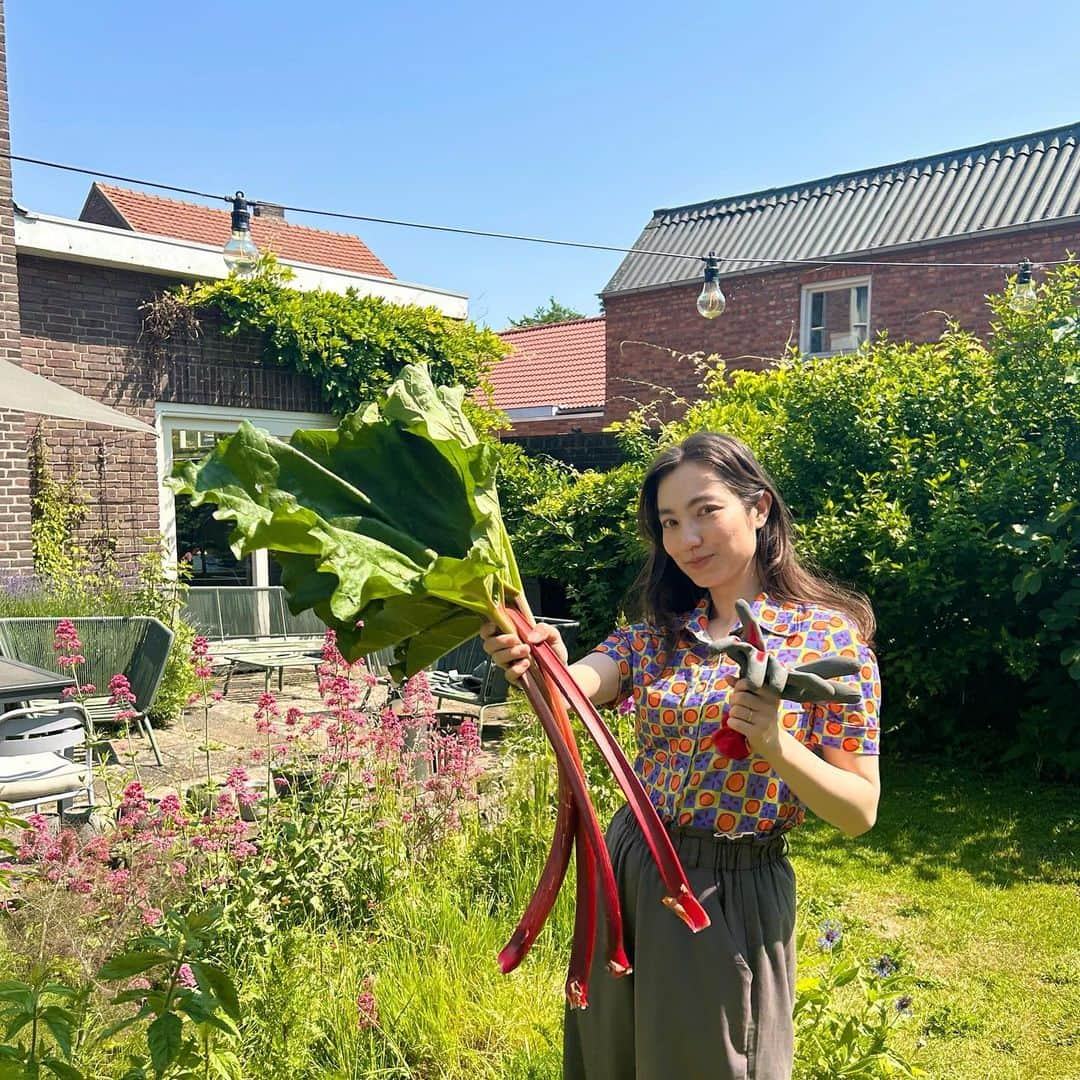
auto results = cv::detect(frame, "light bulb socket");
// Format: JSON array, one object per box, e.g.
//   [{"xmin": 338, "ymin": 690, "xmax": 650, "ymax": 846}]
[
  {"xmin": 1017, "ymin": 259, "xmax": 1033, "ymax": 284},
  {"xmin": 231, "ymin": 191, "xmax": 252, "ymax": 234},
  {"xmin": 702, "ymin": 253, "xmax": 721, "ymax": 284}
]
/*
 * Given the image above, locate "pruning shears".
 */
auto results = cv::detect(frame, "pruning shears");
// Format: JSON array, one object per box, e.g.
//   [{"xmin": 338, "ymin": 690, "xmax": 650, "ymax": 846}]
[{"xmin": 708, "ymin": 598, "xmax": 862, "ymax": 759}]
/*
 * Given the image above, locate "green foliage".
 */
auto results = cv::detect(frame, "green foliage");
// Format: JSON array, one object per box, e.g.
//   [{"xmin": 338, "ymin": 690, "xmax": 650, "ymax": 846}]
[
  {"xmin": 168, "ymin": 364, "xmax": 524, "ymax": 675},
  {"xmin": 97, "ymin": 907, "xmax": 242, "ymax": 1080},
  {"xmin": 143, "ymin": 256, "xmax": 507, "ymax": 419},
  {"xmin": 512, "ymin": 462, "xmax": 646, "ymax": 644},
  {"xmin": 510, "ymin": 264, "xmax": 1080, "ymax": 773},
  {"xmin": 506, "ymin": 297, "xmax": 586, "ymax": 328},
  {"xmin": 0, "ymin": 967, "xmax": 91, "ymax": 1079},
  {"xmin": 491, "ymin": 441, "xmax": 576, "ymax": 537},
  {"xmin": 793, "ymin": 938, "xmax": 925, "ymax": 1079},
  {"xmin": 28, "ymin": 430, "xmax": 90, "ymax": 586}
]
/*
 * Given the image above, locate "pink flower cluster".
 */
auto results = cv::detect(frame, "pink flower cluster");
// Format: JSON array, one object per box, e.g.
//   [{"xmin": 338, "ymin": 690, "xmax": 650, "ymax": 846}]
[
  {"xmin": 109, "ymin": 673, "xmax": 138, "ymax": 723},
  {"xmin": 14, "ymin": 777, "xmax": 259, "ymax": 936},
  {"xmin": 356, "ymin": 977, "xmax": 379, "ymax": 1030},
  {"xmin": 53, "ymin": 619, "xmax": 85, "ymax": 670}
]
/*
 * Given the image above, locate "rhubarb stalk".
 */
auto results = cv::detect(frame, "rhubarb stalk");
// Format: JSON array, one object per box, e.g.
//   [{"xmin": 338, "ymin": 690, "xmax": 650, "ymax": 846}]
[
  {"xmin": 517, "ymin": 668, "xmax": 632, "ymax": 985},
  {"xmin": 506, "ymin": 608, "xmax": 710, "ymax": 933},
  {"xmin": 566, "ymin": 814, "xmax": 597, "ymax": 1009}
]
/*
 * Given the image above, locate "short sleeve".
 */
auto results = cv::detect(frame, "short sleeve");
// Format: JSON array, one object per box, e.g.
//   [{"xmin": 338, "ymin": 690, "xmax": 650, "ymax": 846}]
[
  {"xmin": 809, "ymin": 622, "xmax": 881, "ymax": 756},
  {"xmin": 592, "ymin": 627, "xmax": 635, "ymax": 704}
]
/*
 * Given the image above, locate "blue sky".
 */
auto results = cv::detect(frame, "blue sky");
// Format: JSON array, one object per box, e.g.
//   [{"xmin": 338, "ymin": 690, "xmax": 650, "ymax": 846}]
[{"xmin": 8, "ymin": 0, "xmax": 1078, "ymax": 329}]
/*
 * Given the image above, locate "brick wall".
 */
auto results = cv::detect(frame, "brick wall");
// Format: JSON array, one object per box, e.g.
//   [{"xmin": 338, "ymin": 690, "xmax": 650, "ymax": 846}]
[
  {"xmin": 0, "ymin": 0, "xmax": 32, "ymax": 573},
  {"xmin": 603, "ymin": 223, "xmax": 1080, "ymax": 424},
  {"xmin": 13, "ymin": 255, "xmax": 325, "ymax": 573},
  {"xmin": 503, "ymin": 429, "xmax": 624, "ymax": 472}
]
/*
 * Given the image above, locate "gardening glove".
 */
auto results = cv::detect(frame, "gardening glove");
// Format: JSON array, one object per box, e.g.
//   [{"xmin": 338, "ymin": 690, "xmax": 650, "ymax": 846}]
[{"xmin": 708, "ymin": 598, "xmax": 862, "ymax": 759}]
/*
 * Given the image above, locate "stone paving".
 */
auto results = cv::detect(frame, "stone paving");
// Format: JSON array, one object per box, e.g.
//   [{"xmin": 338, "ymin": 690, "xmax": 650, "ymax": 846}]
[{"xmin": 93, "ymin": 667, "xmax": 508, "ymax": 807}]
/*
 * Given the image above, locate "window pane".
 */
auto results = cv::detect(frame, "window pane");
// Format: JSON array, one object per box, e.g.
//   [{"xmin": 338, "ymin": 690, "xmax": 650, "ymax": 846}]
[
  {"xmin": 855, "ymin": 285, "xmax": 869, "ymax": 324},
  {"xmin": 810, "ymin": 328, "xmax": 825, "ymax": 354},
  {"xmin": 172, "ymin": 427, "xmax": 253, "ymax": 587},
  {"xmin": 811, "ymin": 291, "xmax": 824, "ymax": 326}
]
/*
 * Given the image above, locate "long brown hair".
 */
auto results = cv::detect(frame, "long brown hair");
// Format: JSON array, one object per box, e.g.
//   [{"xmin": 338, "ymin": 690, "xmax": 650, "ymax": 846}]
[{"xmin": 629, "ymin": 432, "xmax": 875, "ymax": 645}]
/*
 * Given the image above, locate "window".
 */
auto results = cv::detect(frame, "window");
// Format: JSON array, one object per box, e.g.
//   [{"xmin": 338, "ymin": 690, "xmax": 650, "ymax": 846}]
[
  {"xmin": 157, "ymin": 405, "xmax": 335, "ymax": 587},
  {"xmin": 801, "ymin": 278, "xmax": 870, "ymax": 356}
]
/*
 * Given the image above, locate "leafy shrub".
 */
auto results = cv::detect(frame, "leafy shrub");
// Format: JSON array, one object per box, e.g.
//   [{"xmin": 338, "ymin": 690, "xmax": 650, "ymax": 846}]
[
  {"xmin": 141, "ymin": 256, "xmax": 508, "ymax": 420},
  {"xmin": 512, "ymin": 462, "xmax": 646, "ymax": 645}
]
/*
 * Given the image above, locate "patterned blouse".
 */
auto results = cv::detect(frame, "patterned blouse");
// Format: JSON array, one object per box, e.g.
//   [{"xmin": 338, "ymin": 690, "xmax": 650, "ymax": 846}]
[{"xmin": 593, "ymin": 591, "xmax": 881, "ymax": 838}]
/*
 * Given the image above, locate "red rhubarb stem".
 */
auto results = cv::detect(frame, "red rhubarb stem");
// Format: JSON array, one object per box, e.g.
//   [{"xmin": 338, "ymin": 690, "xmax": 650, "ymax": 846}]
[
  {"xmin": 506, "ymin": 609, "xmax": 710, "ymax": 933},
  {"xmin": 566, "ymin": 813, "xmax": 597, "ymax": 1009},
  {"xmin": 498, "ymin": 763, "xmax": 577, "ymax": 974},
  {"xmin": 502, "ymin": 599, "xmax": 629, "ymax": 975},
  {"xmin": 517, "ymin": 670, "xmax": 632, "ymax": 970}
]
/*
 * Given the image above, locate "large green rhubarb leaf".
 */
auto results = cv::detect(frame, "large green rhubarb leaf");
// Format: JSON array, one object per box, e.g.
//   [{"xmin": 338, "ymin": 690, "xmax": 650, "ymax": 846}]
[{"xmin": 168, "ymin": 364, "xmax": 523, "ymax": 675}]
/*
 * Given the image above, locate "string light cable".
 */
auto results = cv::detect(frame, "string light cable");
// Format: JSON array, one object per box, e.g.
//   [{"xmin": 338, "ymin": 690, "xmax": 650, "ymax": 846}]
[{"xmin": 9, "ymin": 152, "xmax": 1067, "ymax": 317}]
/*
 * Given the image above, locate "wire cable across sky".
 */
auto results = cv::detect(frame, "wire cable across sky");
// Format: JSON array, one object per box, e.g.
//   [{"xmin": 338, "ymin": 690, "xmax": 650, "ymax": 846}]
[{"xmin": 9, "ymin": 152, "xmax": 1068, "ymax": 273}]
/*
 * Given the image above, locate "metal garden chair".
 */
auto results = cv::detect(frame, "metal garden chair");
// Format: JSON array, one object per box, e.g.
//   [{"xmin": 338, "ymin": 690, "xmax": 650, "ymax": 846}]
[
  {"xmin": 0, "ymin": 701, "xmax": 94, "ymax": 813},
  {"xmin": 0, "ymin": 617, "xmax": 173, "ymax": 766}
]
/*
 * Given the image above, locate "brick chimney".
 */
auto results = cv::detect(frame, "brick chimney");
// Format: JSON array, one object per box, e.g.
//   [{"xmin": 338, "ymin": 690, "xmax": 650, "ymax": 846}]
[{"xmin": 255, "ymin": 202, "xmax": 286, "ymax": 221}]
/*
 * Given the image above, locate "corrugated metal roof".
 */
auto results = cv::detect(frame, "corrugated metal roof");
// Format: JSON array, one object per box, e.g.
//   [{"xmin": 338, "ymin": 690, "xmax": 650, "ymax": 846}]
[{"xmin": 603, "ymin": 122, "xmax": 1080, "ymax": 295}]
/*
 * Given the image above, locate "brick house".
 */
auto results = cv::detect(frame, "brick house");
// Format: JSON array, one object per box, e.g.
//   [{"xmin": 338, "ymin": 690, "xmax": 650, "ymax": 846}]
[
  {"xmin": 492, "ymin": 316, "xmax": 626, "ymax": 470},
  {"xmin": 601, "ymin": 122, "xmax": 1080, "ymax": 425},
  {"xmin": 1, "ymin": 176, "xmax": 467, "ymax": 584}
]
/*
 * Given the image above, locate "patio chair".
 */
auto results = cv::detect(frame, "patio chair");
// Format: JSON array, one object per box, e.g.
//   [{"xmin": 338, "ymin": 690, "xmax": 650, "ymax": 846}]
[
  {"xmin": 427, "ymin": 619, "xmax": 579, "ymax": 738},
  {"xmin": 0, "ymin": 616, "xmax": 172, "ymax": 767},
  {"xmin": 0, "ymin": 701, "xmax": 94, "ymax": 813}
]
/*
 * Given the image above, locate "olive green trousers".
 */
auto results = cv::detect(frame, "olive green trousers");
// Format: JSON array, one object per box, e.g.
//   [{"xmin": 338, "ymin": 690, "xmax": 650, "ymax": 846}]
[{"xmin": 563, "ymin": 805, "xmax": 797, "ymax": 1080}]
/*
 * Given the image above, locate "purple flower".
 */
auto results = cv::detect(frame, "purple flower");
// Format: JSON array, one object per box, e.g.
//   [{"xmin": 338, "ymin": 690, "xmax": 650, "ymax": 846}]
[
  {"xmin": 817, "ymin": 918, "xmax": 843, "ymax": 952},
  {"xmin": 895, "ymin": 995, "xmax": 914, "ymax": 1018},
  {"xmin": 871, "ymin": 955, "xmax": 898, "ymax": 978}
]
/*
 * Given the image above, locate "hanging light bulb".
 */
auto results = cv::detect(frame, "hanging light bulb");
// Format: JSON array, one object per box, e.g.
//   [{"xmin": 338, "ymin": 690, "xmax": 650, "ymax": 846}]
[
  {"xmin": 223, "ymin": 191, "xmax": 259, "ymax": 274},
  {"xmin": 696, "ymin": 253, "xmax": 726, "ymax": 319},
  {"xmin": 1009, "ymin": 259, "xmax": 1038, "ymax": 314}
]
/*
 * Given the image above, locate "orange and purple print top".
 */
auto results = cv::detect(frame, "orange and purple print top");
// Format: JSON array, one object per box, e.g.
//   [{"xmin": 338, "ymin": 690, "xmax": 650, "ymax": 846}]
[{"xmin": 593, "ymin": 592, "xmax": 881, "ymax": 838}]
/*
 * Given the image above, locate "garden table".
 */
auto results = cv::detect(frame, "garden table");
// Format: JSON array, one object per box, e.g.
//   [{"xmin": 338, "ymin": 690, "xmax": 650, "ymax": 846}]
[
  {"xmin": 220, "ymin": 648, "xmax": 323, "ymax": 694},
  {"xmin": 0, "ymin": 656, "xmax": 74, "ymax": 711}
]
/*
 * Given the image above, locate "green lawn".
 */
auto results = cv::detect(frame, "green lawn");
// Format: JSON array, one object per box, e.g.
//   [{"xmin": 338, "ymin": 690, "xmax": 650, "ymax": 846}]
[{"xmin": 791, "ymin": 757, "xmax": 1080, "ymax": 1079}]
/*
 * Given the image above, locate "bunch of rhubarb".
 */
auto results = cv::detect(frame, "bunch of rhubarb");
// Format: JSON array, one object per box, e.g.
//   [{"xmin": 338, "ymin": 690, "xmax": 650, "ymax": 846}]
[{"xmin": 168, "ymin": 364, "xmax": 709, "ymax": 1007}]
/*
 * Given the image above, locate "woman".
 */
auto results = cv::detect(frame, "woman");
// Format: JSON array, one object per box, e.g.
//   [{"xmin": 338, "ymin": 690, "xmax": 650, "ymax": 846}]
[{"xmin": 481, "ymin": 432, "xmax": 881, "ymax": 1080}]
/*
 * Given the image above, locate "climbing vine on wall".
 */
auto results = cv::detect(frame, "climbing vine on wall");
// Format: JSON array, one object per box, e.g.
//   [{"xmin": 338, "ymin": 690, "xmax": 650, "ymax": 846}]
[{"xmin": 140, "ymin": 256, "xmax": 508, "ymax": 425}]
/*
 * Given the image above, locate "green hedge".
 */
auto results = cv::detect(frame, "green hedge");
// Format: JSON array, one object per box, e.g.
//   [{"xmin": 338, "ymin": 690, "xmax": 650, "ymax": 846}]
[{"xmin": 506, "ymin": 264, "xmax": 1080, "ymax": 775}]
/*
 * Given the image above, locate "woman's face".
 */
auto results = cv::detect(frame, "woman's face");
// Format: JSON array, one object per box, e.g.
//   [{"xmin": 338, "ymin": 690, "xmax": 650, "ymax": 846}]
[{"xmin": 655, "ymin": 461, "xmax": 769, "ymax": 594}]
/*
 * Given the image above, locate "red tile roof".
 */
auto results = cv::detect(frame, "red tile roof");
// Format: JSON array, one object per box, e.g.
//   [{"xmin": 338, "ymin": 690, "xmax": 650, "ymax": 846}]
[
  {"xmin": 86, "ymin": 183, "xmax": 394, "ymax": 278},
  {"xmin": 493, "ymin": 316, "xmax": 606, "ymax": 410}
]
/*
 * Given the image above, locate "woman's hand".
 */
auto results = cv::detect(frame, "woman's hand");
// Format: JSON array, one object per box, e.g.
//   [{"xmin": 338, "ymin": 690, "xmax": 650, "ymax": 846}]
[
  {"xmin": 479, "ymin": 621, "xmax": 568, "ymax": 685},
  {"xmin": 726, "ymin": 679, "xmax": 784, "ymax": 758}
]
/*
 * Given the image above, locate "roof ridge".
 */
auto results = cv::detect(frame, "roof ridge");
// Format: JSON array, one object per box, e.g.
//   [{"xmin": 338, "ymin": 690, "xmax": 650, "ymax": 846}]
[
  {"xmin": 97, "ymin": 182, "xmax": 377, "ymax": 244},
  {"xmin": 652, "ymin": 119, "xmax": 1080, "ymax": 220},
  {"xmin": 498, "ymin": 315, "xmax": 606, "ymax": 335},
  {"xmin": 93, "ymin": 182, "xmax": 393, "ymax": 278}
]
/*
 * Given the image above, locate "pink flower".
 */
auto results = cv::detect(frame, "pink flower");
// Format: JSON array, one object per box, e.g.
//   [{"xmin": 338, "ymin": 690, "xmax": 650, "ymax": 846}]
[
  {"xmin": 53, "ymin": 620, "xmax": 82, "ymax": 654},
  {"xmin": 140, "ymin": 906, "xmax": 163, "ymax": 926},
  {"xmin": 356, "ymin": 980, "xmax": 379, "ymax": 1029},
  {"xmin": 176, "ymin": 964, "xmax": 198, "ymax": 990},
  {"xmin": 108, "ymin": 674, "xmax": 136, "ymax": 709}
]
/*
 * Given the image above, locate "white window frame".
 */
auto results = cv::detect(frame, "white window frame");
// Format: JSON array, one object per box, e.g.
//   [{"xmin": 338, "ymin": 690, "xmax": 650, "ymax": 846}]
[
  {"xmin": 156, "ymin": 403, "xmax": 335, "ymax": 585},
  {"xmin": 800, "ymin": 277, "xmax": 872, "ymax": 357}
]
